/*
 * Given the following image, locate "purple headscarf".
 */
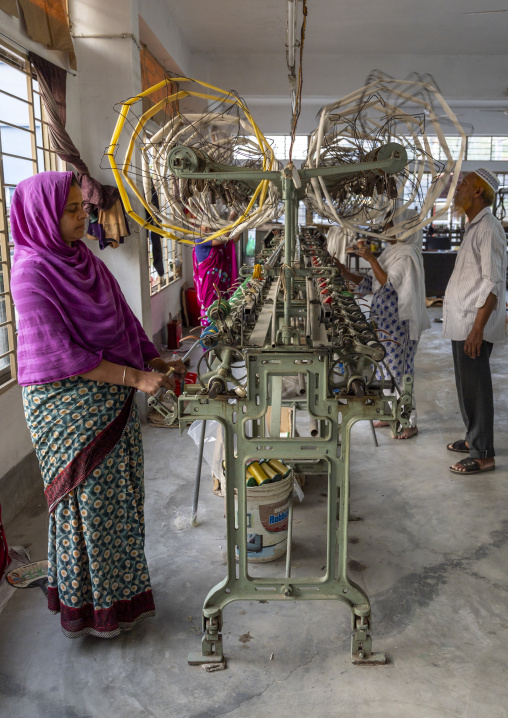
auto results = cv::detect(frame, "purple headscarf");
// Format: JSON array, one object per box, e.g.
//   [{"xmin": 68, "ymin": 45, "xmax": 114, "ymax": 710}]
[{"xmin": 10, "ymin": 171, "xmax": 159, "ymax": 386}]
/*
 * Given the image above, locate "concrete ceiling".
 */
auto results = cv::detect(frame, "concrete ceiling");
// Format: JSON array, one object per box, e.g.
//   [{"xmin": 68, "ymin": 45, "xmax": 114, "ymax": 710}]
[
  {"xmin": 160, "ymin": 1, "xmax": 508, "ymax": 135},
  {"xmin": 166, "ymin": 1, "xmax": 508, "ymax": 56}
]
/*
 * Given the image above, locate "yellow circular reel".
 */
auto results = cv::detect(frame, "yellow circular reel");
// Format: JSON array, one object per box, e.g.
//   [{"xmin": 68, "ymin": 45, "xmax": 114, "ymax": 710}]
[{"xmin": 105, "ymin": 76, "xmax": 277, "ymax": 246}]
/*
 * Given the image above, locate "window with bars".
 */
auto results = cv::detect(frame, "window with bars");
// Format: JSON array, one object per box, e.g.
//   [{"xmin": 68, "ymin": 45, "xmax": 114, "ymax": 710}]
[
  {"xmin": 406, "ymin": 136, "xmax": 508, "ymax": 162},
  {"xmin": 462, "ymin": 136, "xmax": 508, "ymax": 162},
  {"xmin": 264, "ymin": 135, "xmax": 309, "ymax": 161},
  {"xmin": 148, "ymin": 233, "xmax": 182, "ymax": 295},
  {"xmin": 0, "ymin": 43, "xmax": 60, "ymax": 389}
]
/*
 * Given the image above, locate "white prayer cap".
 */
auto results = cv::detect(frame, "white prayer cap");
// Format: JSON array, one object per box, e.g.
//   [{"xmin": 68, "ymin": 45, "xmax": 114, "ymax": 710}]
[{"xmin": 473, "ymin": 168, "xmax": 499, "ymax": 193}]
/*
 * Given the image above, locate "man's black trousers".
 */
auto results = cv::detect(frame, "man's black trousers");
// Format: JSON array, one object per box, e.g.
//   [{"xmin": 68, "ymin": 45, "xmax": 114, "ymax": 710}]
[{"xmin": 451, "ymin": 339, "xmax": 494, "ymax": 459}]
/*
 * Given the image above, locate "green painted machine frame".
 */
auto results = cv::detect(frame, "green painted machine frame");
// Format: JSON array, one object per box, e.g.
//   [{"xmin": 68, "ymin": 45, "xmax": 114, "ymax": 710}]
[{"xmin": 155, "ymin": 143, "xmax": 413, "ymax": 667}]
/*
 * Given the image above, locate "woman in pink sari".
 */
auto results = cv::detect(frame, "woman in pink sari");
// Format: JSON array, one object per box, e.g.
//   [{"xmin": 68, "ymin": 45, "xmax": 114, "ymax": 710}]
[{"xmin": 192, "ymin": 230, "xmax": 240, "ymax": 327}]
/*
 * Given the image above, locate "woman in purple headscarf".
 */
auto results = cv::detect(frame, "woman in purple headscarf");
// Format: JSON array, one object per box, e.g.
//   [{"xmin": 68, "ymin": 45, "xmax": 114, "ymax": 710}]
[{"xmin": 11, "ymin": 171, "xmax": 184, "ymax": 638}]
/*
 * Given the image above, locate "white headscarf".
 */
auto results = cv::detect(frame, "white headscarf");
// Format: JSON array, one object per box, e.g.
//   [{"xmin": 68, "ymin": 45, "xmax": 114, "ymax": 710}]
[
  {"xmin": 326, "ymin": 225, "xmax": 354, "ymax": 264},
  {"xmin": 371, "ymin": 209, "xmax": 431, "ymax": 341}
]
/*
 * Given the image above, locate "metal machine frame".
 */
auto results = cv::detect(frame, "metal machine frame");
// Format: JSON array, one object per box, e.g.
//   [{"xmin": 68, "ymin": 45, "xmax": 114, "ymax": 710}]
[{"xmin": 150, "ymin": 145, "xmax": 414, "ymax": 667}]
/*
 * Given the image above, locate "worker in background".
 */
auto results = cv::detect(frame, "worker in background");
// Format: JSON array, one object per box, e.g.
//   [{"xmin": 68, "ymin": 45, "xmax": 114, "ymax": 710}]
[
  {"xmin": 10, "ymin": 171, "xmax": 185, "ymax": 638},
  {"xmin": 335, "ymin": 208, "xmax": 430, "ymax": 439},
  {"xmin": 193, "ymin": 220, "xmax": 240, "ymax": 328},
  {"xmin": 444, "ymin": 169, "xmax": 506, "ymax": 475}
]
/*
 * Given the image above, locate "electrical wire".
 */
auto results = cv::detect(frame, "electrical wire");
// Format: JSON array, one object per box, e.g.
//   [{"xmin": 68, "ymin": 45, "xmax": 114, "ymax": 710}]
[{"xmin": 288, "ymin": 0, "xmax": 308, "ymax": 164}]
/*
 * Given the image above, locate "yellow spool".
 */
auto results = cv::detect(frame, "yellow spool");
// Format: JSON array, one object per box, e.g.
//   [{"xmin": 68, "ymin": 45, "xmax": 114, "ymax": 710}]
[
  {"xmin": 246, "ymin": 460, "xmax": 271, "ymax": 485},
  {"xmin": 246, "ymin": 467, "xmax": 257, "ymax": 487},
  {"xmin": 267, "ymin": 459, "xmax": 291, "ymax": 478},
  {"xmin": 259, "ymin": 461, "xmax": 281, "ymax": 482}
]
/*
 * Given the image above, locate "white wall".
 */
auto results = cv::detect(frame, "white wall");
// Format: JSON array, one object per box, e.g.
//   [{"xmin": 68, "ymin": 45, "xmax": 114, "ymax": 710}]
[
  {"xmin": 68, "ymin": 0, "xmax": 153, "ymax": 329},
  {"xmin": 138, "ymin": 0, "xmax": 195, "ymax": 76},
  {"xmin": 149, "ymin": 244, "xmax": 195, "ymax": 346},
  {"xmin": 0, "ymin": 385, "xmax": 33, "ymax": 476}
]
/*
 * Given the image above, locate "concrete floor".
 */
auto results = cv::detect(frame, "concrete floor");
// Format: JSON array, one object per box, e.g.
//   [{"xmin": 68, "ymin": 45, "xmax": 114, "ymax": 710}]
[{"xmin": 1, "ymin": 306, "xmax": 508, "ymax": 718}]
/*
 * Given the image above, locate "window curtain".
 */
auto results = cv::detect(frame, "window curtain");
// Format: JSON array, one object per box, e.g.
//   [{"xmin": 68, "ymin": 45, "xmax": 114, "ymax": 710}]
[
  {"xmin": 0, "ymin": 0, "xmax": 76, "ymax": 70},
  {"xmin": 29, "ymin": 52, "xmax": 121, "ymax": 214}
]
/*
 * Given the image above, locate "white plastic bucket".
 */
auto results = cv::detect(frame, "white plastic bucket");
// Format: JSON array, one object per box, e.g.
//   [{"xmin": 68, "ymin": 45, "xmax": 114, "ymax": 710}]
[{"xmin": 236, "ymin": 474, "xmax": 292, "ymax": 563}]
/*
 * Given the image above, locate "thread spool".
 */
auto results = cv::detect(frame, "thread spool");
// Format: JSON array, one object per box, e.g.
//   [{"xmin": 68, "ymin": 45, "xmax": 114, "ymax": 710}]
[
  {"xmin": 267, "ymin": 459, "xmax": 291, "ymax": 479},
  {"xmin": 259, "ymin": 460, "xmax": 282, "ymax": 482},
  {"xmin": 246, "ymin": 460, "xmax": 271, "ymax": 485},
  {"xmin": 246, "ymin": 468, "xmax": 258, "ymax": 487}
]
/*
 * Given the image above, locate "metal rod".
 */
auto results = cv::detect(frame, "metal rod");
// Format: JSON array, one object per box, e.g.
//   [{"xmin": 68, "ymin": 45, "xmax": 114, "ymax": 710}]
[
  {"xmin": 271, "ymin": 276, "xmax": 282, "ymax": 347},
  {"xmin": 305, "ymin": 277, "xmax": 312, "ymax": 339},
  {"xmin": 287, "ymin": 0, "xmax": 296, "ymax": 69},
  {"xmin": 283, "ymin": 176, "xmax": 294, "ymax": 342},
  {"xmin": 285, "ymin": 494, "xmax": 294, "ymax": 579},
  {"xmin": 191, "ymin": 419, "xmax": 207, "ymax": 527},
  {"xmin": 170, "ymin": 150, "xmax": 407, "ymax": 185},
  {"xmin": 369, "ymin": 420, "xmax": 379, "ymax": 447}
]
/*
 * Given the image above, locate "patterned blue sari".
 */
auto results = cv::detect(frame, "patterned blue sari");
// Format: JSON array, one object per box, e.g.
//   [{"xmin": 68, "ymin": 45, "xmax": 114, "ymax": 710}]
[{"xmin": 23, "ymin": 378, "xmax": 155, "ymax": 638}]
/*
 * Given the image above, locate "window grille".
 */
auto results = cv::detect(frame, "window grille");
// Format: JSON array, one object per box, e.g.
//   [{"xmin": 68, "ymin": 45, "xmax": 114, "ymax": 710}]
[{"xmin": 0, "ymin": 43, "xmax": 60, "ymax": 390}]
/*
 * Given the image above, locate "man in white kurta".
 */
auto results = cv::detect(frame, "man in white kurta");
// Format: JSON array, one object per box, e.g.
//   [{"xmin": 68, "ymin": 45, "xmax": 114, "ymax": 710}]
[{"xmin": 443, "ymin": 168, "xmax": 506, "ymax": 474}]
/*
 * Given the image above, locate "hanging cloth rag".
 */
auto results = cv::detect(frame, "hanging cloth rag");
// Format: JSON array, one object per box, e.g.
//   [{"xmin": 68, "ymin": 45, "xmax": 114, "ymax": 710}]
[{"xmin": 29, "ymin": 52, "xmax": 122, "ymax": 219}]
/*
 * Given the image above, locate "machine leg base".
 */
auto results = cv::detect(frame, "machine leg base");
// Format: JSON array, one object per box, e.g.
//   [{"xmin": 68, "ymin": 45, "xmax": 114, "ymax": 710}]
[
  {"xmin": 352, "ymin": 652, "xmax": 387, "ymax": 665},
  {"xmin": 188, "ymin": 652, "xmax": 226, "ymax": 668}
]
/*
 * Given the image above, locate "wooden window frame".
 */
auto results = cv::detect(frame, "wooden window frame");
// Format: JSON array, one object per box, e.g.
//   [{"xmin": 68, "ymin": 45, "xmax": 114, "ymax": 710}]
[{"xmin": 0, "ymin": 41, "xmax": 60, "ymax": 393}]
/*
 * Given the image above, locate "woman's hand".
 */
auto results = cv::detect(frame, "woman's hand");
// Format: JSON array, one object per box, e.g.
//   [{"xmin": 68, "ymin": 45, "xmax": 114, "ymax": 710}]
[
  {"xmin": 356, "ymin": 246, "xmax": 375, "ymax": 263},
  {"xmin": 166, "ymin": 359, "xmax": 186, "ymax": 377},
  {"xmin": 127, "ymin": 368, "xmax": 176, "ymax": 395},
  {"xmin": 333, "ymin": 257, "xmax": 363, "ymax": 286},
  {"xmin": 148, "ymin": 357, "xmax": 186, "ymax": 378}
]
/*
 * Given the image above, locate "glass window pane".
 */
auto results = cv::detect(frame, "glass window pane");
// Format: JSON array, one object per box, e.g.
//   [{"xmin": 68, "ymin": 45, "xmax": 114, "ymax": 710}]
[
  {"xmin": 0, "ymin": 335, "xmax": 10, "ymax": 369},
  {"xmin": 492, "ymin": 137, "xmax": 508, "ymax": 161},
  {"xmin": 0, "ymin": 91, "xmax": 30, "ymax": 127},
  {"xmin": 2, "ymin": 155, "xmax": 35, "ymax": 185},
  {"xmin": 32, "ymin": 78, "xmax": 39, "ymax": 93},
  {"xmin": 440, "ymin": 136, "xmax": 462, "ymax": 161},
  {"xmin": 33, "ymin": 92, "xmax": 42, "ymax": 120},
  {"xmin": 5, "ymin": 187, "xmax": 16, "ymax": 214},
  {"xmin": 467, "ymin": 137, "xmax": 492, "ymax": 160},
  {"xmin": 266, "ymin": 136, "xmax": 287, "ymax": 159},
  {"xmin": 0, "ymin": 125, "xmax": 33, "ymax": 159},
  {"xmin": 35, "ymin": 121, "xmax": 43, "ymax": 148},
  {"xmin": 291, "ymin": 136, "xmax": 308, "ymax": 161},
  {"xmin": 0, "ymin": 61, "xmax": 28, "ymax": 101},
  {"xmin": 37, "ymin": 148, "xmax": 45, "ymax": 171}
]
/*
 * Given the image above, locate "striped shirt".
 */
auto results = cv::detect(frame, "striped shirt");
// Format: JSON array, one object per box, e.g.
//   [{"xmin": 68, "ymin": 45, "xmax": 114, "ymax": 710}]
[{"xmin": 443, "ymin": 208, "xmax": 507, "ymax": 342}]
